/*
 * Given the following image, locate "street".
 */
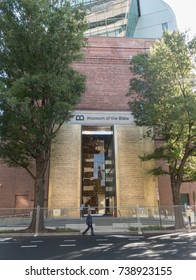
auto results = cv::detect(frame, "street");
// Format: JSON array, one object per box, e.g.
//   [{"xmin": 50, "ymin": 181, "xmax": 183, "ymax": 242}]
[{"xmin": 0, "ymin": 231, "xmax": 196, "ymax": 260}]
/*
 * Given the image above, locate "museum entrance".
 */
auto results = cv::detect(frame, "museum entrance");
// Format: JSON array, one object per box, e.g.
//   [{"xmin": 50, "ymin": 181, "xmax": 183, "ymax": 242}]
[{"xmin": 82, "ymin": 126, "xmax": 116, "ymax": 216}]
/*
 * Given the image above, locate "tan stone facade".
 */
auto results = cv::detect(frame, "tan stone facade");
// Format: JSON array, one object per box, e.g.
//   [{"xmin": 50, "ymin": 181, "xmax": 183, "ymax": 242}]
[
  {"xmin": 48, "ymin": 124, "xmax": 82, "ymax": 217},
  {"xmin": 47, "ymin": 123, "xmax": 158, "ymax": 217},
  {"xmin": 114, "ymin": 125, "xmax": 158, "ymax": 213},
  {"xmin": 115, "ymin": 125, "xmax": 158, "ymax": 217}
]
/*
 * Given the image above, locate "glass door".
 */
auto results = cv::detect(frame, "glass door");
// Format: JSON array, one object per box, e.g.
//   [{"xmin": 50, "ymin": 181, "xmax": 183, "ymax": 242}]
[{"xmin": 81, "ymin": 126, "xmax": 116, "ymax": 216}]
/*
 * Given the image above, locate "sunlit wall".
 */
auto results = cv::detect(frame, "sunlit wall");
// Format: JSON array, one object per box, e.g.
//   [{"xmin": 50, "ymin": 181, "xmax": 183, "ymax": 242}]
[{"xmin": 72, "ymin": 0, "xmax": 177, "ymax": 38}]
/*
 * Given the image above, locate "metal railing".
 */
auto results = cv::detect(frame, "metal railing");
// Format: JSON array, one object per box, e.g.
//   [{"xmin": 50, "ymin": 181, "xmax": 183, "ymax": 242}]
[{"xmin": 0, "ymin": 205, "xmax": 195, "ymax": 235}]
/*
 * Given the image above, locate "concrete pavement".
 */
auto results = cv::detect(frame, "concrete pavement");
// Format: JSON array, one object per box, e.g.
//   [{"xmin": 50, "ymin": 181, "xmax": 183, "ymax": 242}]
[{"xmin": 0, "ymin": 224, "xmax": 192, "ymax": 237}]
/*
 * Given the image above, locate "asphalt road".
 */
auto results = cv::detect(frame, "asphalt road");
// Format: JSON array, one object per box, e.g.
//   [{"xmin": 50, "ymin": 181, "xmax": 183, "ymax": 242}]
[{"xmin": 0, "ymin": 231, "xmax": 196, "ymax": 260}]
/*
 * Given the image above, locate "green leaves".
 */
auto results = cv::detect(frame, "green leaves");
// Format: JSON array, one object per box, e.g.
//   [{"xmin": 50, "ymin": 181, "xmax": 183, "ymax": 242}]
[
  {"xmin": 0, "ymin": 0, "xmax": 87, "ymax": 76},
  {"xmin": 128, "ymin": 31, "xmax": 196, "ymax": 183},
  {"xmin": 0, "ymin": 0, "xmax": 87, "ymax": 174}
]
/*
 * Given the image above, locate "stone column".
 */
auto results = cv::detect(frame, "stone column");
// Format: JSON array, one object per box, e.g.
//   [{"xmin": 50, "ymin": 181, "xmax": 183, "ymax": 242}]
[{"xmin": 48, "ymin": 124, "xmax": 81, "ymax": 217}]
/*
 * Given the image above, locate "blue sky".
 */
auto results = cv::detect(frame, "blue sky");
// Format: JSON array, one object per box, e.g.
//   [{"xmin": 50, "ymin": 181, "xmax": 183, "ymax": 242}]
[{"xmin": 164, "ymin": 0, "xmax": 196, "ymax": 38}]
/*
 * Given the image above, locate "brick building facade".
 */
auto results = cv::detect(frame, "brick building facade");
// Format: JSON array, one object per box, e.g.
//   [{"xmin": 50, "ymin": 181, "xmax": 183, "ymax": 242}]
[{"xmin": 0, "ymin": 37, "xmax": 195, "ymax": 215}]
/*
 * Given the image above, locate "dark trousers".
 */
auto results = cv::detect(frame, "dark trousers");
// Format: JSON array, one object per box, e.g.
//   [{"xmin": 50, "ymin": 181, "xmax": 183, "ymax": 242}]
[{"xmin": 82, "ymin": 223, "xmax": 94, "ymax": 235}]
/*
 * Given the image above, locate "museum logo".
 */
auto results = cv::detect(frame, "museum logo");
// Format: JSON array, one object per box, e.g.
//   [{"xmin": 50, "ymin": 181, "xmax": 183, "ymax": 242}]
[
  {"xmin": 70, "ymin": 111, "xmax": 134, "ymax": 125},
  {"xmin": 76, "ymin": 115, "xmax": 84, "ymax": 121}
]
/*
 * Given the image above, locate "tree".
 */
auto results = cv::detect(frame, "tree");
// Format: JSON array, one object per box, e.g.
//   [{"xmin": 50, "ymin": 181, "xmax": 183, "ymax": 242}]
[
  {"xmin": 127, "ymin": 31, "xmax": 196, "ymax": 229},
  {"xmin": 0, "ymin": 0, "xmax": 88, "ymax": 232}
]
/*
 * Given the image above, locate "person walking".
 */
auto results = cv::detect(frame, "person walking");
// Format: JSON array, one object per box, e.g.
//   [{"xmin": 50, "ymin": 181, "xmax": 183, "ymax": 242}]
[
  {"xmin": 186, "ymin": 206, "xmax": 193, "ymax": 226},
  {"xmin": 80, "ymin": 203, "xmax": 85, "ymax": 218},
  {"xmin": 82, "ymin": 211, "xmax": 94, "ymax": 236}
]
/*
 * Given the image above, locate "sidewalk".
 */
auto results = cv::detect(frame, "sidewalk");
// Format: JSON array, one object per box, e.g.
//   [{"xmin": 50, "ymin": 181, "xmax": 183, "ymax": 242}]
[{"xmin": 0, "ymin": 224, "xmax": 191, "ymax": 237}]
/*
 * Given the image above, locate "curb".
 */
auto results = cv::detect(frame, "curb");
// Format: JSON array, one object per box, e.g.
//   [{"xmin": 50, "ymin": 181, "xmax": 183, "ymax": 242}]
[{"xmin": 0, "ymin": 230, "xmax": 189, "ymax": 237}]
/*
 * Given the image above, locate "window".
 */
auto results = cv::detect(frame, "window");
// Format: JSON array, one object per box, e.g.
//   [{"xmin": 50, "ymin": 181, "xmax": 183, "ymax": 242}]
[{"xmin": 162, "ymin": 22, "xmax": 168, "ymax": 31}]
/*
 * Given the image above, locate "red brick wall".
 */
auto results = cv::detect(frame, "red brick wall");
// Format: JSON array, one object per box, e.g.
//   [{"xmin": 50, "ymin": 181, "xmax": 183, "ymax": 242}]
[
  {"xmin": 0, "ymin": 160, "xmax": 34, "ymax": 209},
  {"xmin": 74, "ymin": 37, "xmax": 154, "ymax": 111},
  {"xmin": 0, "ymin": 160, "xmax": 48, "ymax": 210}
]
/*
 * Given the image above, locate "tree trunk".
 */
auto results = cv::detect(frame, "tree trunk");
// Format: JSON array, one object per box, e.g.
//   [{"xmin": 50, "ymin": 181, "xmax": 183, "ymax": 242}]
[
  {"xmin": 170, "ymin": 174, "xmax": 185, "ymax": 229},
  {"xmin": 27, "ymin": 155, "xmax": 48, "ymax": 233}
]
